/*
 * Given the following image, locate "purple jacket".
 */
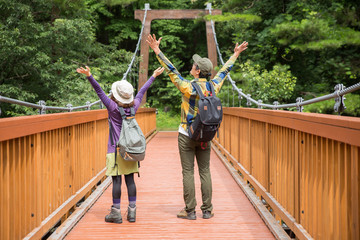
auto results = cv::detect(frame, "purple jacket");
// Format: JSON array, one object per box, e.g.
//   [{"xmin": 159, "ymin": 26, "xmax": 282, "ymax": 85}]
[{"xmin": 87, "ymin": 75, "xmax": 155, "ymax": 153}]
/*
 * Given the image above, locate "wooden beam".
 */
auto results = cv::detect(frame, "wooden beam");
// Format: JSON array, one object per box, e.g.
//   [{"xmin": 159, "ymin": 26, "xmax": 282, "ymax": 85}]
[
  {"xmin": 134, "ymin": 9, "xmax": 222, "ymax": 101},
  {"xmin": 134, "ymin": 9, "xmax": 222, "ymax": 21},
  {"xmin": 0, "ymin": 108, "xmax": 156, "ymax": 142},
  {"xmin": 205, "ymin": 20, "xmax": 218, "ymax": 77}
]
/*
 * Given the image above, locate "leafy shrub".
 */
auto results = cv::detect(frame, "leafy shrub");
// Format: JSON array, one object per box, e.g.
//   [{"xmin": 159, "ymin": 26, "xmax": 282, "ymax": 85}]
[
  {"xmin": 156, "ymin": 109, "xmax": 180, "ymax": 131},
  {"xmin": 231, "ymin": 60, "xmax": 297, "ymax": 104}
]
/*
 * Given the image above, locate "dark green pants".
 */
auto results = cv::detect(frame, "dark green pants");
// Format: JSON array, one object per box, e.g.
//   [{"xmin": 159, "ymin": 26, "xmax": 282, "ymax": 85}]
[{"xmin": 178, "ymin": 133, "xmax": 213, "ymax": 212}]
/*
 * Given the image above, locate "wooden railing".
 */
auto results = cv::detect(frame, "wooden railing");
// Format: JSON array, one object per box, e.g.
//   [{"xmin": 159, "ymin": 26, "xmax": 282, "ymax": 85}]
[
  {"xmin": 0, "ymin": 108, "xmax": 156, "ymax": 240},
  {"xmin": 213, "ymin": 107, "xmax": 360, "ymax": 240}
]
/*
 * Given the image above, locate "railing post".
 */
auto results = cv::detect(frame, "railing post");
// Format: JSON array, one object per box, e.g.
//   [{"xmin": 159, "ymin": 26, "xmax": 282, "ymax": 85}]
[
  {"xmin": 334, "ymin": 84, "xmax": 346, "ymax": 114},
  {"xmin": 246, "ymin": 94, "xmax": 251, "ymax": 107},
  {"xmin": 258, "ymin": 100, "xmax": 263, "ymax": 109},
  {"xmin": 86, "ymin": 101, "xmax": 91, "ymax": 110},
  {"xmin": 232, "ymin": 89, "xmax": 235, "ymax": 107},
  {"xmin": 38, "ymin": 100, "xmax": 46, "ymax": 114},
  {"xmin": 296, "ymin": 97, "xmax": 304, "ymax": 112},
  {"xmin": 238, "ymin": 89, "xmax": 243, "ymax": 107},
  {"xmin": 66, "ymin": 104, "xmax": 73, "ymax": 112},
  {"xmin": 273, "ymin": 101, "xmax": 279, "ymax": 110}
]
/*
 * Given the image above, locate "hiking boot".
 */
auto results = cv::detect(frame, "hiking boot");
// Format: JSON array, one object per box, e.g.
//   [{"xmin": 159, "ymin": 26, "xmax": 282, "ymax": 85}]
[
  {"xmin": 202, "ymin": 210, "xmax": 214, "ymax": 219},
  {"xmin": 105, "ymin": 207, "xmax": 122, "ymax": 223},
  {"xmin": 177, "ymin": 208, "xmax": 196, "ymax": 220},
  {"xmin": 127, "ymin": 206, "xmax": 136, "ymax": 222}
]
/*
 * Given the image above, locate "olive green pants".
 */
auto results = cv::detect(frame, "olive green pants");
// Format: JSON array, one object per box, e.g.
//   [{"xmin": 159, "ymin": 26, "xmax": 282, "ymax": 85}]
[{"xmin": 178, "ymin": 133, "xmax": 213, "ymax": 213}]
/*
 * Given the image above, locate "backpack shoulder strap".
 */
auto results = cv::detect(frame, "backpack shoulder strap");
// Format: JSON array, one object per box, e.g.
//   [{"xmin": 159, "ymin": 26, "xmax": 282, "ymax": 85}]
[
  {"xmin": 208, "ymin": 82, "xmax": 216, "ymax": 96},
  {"xmin": 108, "ymin": 118, "xmax": 114, "ymax": 146},
  {"xmin": 118, "ymin": 107, "xmax": 127, "ymax": 119},
  {"xmin": 191, "ymin": 82, "xmax": 205, "ymax": 99},
  {"xmin": 130, "ymin": 107, "xmax": 135, "ymax": 117}
]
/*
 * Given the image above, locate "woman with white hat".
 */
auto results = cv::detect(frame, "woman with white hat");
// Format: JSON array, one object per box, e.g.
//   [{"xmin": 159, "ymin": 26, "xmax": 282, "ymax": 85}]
[{"xmin": 77, "ymin": 66, "xmax": 164, "ymax": 223}]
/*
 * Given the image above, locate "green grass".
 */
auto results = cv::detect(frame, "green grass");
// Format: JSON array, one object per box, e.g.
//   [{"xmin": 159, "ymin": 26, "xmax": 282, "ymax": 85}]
[{"xmin": 156, "ymin": 109, "xmax": 181, "ymax": 131}]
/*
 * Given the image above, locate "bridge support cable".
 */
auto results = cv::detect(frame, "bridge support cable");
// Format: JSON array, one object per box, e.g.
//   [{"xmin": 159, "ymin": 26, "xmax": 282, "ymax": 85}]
[
  {"xmin": 121, "ymin": 3, "xmax": 149, "ymax": 82},
  {"xmin": 0, "ymin": 4, "xmax": 149, "ymax": 115},
  {"xmin": 206, "ymin": 3, "xmax": 360, "ymax": 113}
]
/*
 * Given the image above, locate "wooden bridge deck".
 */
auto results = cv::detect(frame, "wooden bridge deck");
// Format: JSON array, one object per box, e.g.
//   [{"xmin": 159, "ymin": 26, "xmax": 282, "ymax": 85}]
[{"xmin": 65, "ymin": 132, "xmax": 275, "ymax": 239}]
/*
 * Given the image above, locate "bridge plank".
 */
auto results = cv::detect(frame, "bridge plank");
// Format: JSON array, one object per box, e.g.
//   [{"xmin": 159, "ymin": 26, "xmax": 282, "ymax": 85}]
[{"xmin": 65, "ymin": 132, "xmax": 275, "ymax": 239}]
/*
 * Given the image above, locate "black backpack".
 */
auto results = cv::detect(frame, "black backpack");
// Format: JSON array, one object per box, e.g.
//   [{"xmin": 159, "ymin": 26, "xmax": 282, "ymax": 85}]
[{"xmin": 187, "ymin": 82, "xmax": 223, "ymax": 142}]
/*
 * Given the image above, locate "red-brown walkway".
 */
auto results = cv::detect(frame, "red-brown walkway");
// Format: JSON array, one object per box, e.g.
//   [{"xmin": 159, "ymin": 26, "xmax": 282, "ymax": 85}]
[{"xmin": 65, "ymin": 132, "xmax": 275, "ymax": 239}]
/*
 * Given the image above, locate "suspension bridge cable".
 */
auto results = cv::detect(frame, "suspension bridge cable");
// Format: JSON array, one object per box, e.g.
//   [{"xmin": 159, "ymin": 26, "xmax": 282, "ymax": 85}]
[
  {"xmin": 206, "ymin": 3, "xmax": 360, "ymax": 112},
  {"xmin": 207, "ymin": 4, "xmax": 260, "ymax": 107},
  {"xmin": 0, "ymin": 4, "xmax": 150, "ymax": 115},
  {"xmin": 121, "ymin": 4, "xmax": 149, "ymax": 82}
]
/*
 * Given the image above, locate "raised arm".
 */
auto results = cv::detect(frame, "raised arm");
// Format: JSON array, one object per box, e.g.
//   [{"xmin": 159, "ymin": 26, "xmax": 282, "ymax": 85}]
[
  {"xmin": 146, "ymin": 34, "xmax": 191, "ymax": 94},
  {"xmin": 233, "ymin": 41, "xmax": 248, "ymax": 58},
  {"xmin": 212, "ymin": 41, "xmax": 248, "ymax": 93},
  {"xmin": 135, "ymin": 67, "xmax": 164, "ymax": 101},
  {"xmin": 76, "ymin": 66, "xmax": 112, "ymax": 108},
  {"xmin": 146, "ymin": 34, "xmax": 162, "ymax": 55},
  {"xmin": 133, "ymin": 67, "xmax": 165, "ymax": 111}
]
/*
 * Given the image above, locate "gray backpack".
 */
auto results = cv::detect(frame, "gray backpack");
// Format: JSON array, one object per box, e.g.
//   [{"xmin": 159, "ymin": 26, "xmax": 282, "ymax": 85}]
[{"xmin": 110, "ymin": 107, "xmax": 146, "ymax": 162}]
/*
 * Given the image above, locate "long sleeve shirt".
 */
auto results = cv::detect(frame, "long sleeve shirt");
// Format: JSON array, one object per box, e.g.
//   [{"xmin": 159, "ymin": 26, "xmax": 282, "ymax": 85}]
[
  {"xmin": 156, "ymin": 51, "xmax": 237, "ymax": 132},
  {"xmin": 87, "ymin": 75, "xmax": 155, "ymax": 153}
]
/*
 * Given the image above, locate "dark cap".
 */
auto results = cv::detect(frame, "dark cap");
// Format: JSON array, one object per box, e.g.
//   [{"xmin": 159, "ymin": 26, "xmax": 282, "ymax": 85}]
[{"xmin": 192, "ymin": 54, "xmax": 213, "ymax": 75}]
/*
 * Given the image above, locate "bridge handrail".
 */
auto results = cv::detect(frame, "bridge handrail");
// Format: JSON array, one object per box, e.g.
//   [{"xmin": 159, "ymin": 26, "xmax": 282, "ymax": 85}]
[
  {"xmin": 213, "ymin": 107, "xmax": 360, "ymax": 240},
  {"xmin": 0, "ymin": 94, "xmax": 106, "ymax": 112}
]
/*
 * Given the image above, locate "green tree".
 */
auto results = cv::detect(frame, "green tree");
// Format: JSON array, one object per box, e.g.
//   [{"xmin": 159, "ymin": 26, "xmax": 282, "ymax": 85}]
[
  {"xmin": 1, "ymin": 0, "xmax": 359, "ymax": 117},
  {"xmin": 0, "ymin": 0, "xmax": 134, "ymax": 117},
  {"xmin": 210, "ymin": 0, "xmax": 360, "ymax": 114},
  {"xmin": 233, "ymin": 60, "xmax": 296, "ymax": 104}
]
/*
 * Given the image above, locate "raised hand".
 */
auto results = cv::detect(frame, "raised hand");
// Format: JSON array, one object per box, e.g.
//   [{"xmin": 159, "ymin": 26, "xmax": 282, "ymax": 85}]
[
  {"xmin": 152, "ymin": 67, "xmax": 165, "ymax": 78},
  {"xmin": 76, "ymin": 66, "xmax": 91, "ymax": 77},
  {"xmin": 234, "ymin": 41, "xmax": 249, "ymax": 57},
  {"xmin": 146, "ymin": 34, "xmax": 162, "ymax": 55}
]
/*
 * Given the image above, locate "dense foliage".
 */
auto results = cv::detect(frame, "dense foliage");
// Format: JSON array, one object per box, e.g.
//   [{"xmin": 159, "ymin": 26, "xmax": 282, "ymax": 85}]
[
  {"xmin": 0, "ymin": 0, "xmax": 138, "ymax": 116},
  {"xmin": 1, "ymin": 0, "xmax": 359, "ymax": 117}
]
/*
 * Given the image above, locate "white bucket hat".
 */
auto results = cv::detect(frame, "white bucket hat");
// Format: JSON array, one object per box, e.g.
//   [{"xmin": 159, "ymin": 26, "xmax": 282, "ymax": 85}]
[{"xmin": 111, "ymin": 80, "xmax": 134, "ymax": 104}]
